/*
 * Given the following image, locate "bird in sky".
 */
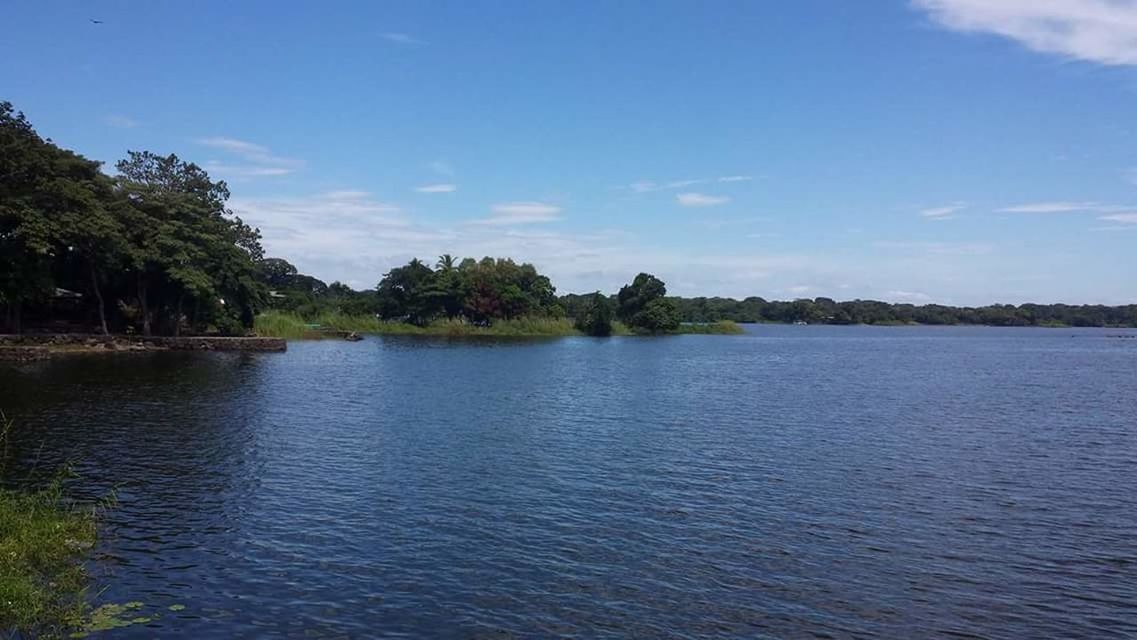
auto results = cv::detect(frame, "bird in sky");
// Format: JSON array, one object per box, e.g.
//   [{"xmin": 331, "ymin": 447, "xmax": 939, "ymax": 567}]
[{"xmin": 90, "ymin": 19, "xmax": 103, "ymax": 24}]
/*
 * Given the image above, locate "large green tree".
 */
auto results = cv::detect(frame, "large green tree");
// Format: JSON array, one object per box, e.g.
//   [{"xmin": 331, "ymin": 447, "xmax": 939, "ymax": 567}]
[
  {"xmin": 0, "ymin": 102, "xmax": 120, "ymax": 333},
  {"xmin": 114, "ymin": 151, "xmax": 265, "ymax": 335},
  {"xmin": 617, "ymin": 273, "xmax": 679, "ymax": 333}
]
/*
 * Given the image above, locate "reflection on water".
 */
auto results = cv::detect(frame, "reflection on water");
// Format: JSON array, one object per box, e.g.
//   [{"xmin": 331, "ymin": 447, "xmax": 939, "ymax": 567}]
[{"xmin": 1, "ymin": 326, "xmax": 1135, "ymax": 638}]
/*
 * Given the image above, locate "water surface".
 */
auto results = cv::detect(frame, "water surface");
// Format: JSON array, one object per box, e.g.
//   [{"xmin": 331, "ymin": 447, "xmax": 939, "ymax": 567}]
[{"xmin": 2, "ymin": 326, "xmax": 1135, "ymax": 638}]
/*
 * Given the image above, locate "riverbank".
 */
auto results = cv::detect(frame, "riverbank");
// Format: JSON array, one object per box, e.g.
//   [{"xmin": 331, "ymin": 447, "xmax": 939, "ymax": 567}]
[
  {"xmin": 253, "ymin": 311, "xmax": 744, "ymax": 338},
  {"xmin": 0, "ymin": 335, "xmax": 286, "ymax": 359}
]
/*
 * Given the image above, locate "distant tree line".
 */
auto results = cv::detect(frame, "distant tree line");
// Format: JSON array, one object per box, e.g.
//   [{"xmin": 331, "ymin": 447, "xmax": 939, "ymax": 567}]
[{"xmin": 635, "ymin": 296, "xmax": 1137, "ymax": 328}]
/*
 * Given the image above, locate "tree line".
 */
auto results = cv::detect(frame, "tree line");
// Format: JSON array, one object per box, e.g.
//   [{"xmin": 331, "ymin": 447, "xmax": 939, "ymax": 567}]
[
  {"xmin": 664, "ymin": 296, "xmax": 1137, "ymax": 327},
  {"xmin": 263, "ymin": 254, "xmax": 682, "ymax": 335},
  {"xmin": 2, "ymin": 102, "xmax": 265, "ymax": 335}
]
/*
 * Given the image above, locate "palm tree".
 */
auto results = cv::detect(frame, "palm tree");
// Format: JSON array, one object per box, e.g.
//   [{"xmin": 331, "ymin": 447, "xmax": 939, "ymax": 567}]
[{"xmin": 436, "ymin": 254, "xmax": 456, "ymax": 272}]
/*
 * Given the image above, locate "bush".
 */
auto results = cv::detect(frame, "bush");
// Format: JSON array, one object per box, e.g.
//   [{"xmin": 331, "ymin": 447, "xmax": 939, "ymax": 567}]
[{"xmin": 573, "ymin": 292, "xmax": 614, "ymax": 336}]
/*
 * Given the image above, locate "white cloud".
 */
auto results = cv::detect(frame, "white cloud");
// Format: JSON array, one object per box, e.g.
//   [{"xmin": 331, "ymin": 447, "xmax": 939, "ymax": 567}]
[
  {"xmin": 104, "ymin": 115, "xmax": 139, "ymax": 129},
  {"xmin": 230, "ymin": 189, "xmax": 1127, "ymax": 305},
  {"xmin": 195, "ymin": 136, "xmax": 301, "ymax": 178},
  {"xmin": 913, "ymin": 0, "xmax": 1137, "ymax": 66},
  {"xmin": 1099, "ymin": 213, "xmax": 1137, "ymax": 224},
  {"xmin": 415, "ymin": 183, "xmax": 457, "ymax": 193},
  {"xmin": 382, "ymin": 32, "xmax": 423, "ymax": 45},
  {"xmin": 997, "ymin": 201, "xmax": 1102, "ymax": 213},
  {"xmin": 627, "ymin": 175, "xmax": 752, "ymax": 193},
  {"xmin": 920, "ymin": 203, "xmax": 965, "ymax": 219},
  {"xmin": 323, "ymin": 190, "xmax": 372, "ymax": 200},
  {"xmin": 204, "ymin": 164, "xmax": 294, "ymax": 178},
  {"xmin": 474, "ymin": 202, "xmax": 563, "ymax": 225},
  {"xmin": 677, "ymin": 192, "xmax": 730, "ymax": 207}
]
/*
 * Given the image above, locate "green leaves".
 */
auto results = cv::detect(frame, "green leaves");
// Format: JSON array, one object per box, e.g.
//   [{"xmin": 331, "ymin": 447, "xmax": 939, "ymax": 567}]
[{"xmin": 617, "ymin": 273, "xmax": 680, "ymax": 333}]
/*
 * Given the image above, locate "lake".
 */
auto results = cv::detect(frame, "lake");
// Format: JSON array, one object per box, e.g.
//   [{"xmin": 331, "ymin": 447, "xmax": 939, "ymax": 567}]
[{"xmin": 2, "ymin": 325, "xmax": 1135, "ymax": 638}]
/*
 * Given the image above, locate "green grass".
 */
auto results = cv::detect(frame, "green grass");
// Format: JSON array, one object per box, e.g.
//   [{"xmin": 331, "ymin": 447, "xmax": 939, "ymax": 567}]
[
  {"xmin": 254, "ymin": 312, "xmax": 743, "ymax": 338},
  {"xmin": 0, "ymin": 417, "xmax": 98, "ymax": 639}
]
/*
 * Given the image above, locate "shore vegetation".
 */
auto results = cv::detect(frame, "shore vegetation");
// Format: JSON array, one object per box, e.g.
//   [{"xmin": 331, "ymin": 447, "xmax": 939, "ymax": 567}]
[{"xmin": 0, "ymin": 416, "xmax": 98, "ymax": 638}]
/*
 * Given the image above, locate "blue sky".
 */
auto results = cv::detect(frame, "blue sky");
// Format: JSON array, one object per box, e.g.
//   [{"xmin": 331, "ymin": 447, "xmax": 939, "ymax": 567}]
[{"xmin": 4, "ymin": 0, "xmax": 1137, "ymax": 304}]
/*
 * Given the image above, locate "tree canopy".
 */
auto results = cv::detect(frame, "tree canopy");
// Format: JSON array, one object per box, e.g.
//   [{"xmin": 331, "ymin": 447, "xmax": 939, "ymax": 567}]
[
  {"xmin": 0, "ymin": 102, "xmax": 266, "ymax": 335},
  {"xmin": 617, "ymin": 273, "xmax": 680, "ymax": 333}
]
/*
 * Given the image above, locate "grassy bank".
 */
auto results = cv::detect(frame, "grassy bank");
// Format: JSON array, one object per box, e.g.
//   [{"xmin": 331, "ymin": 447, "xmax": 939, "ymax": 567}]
[
  {"xmin": 254, "ymin": 311, "xmax": 744, "ymax": 338},
  {"xmin": 1, "ymin": 417, "xmax": 98, "ymax": 638},
  {"xmin": 0, "ymin": 482, "xmax": 96, "ymax": 636}
]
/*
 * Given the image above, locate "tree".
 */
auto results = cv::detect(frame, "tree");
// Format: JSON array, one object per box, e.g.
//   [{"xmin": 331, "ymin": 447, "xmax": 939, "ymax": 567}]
[
  {"xmin": 376, "ymin": 258, "xmax": 440, "ymax": 324},
  {"xmin": 0, "ymin": 102, "xmax": 63, "ymax": 333},
  {"xmin": 573, "ymin": 291, "xmax": 614, "ymax": 336},
  {"xmin": 114, "ymin": 151, "xmax": 265, "ymax": 335},
  {"xmin": 259, "ymin": 257, "xmax": 299, "ymax": 288},
  {"xmin": 617, "ymin": 273, "xmax": 679, "ymax": 333}
]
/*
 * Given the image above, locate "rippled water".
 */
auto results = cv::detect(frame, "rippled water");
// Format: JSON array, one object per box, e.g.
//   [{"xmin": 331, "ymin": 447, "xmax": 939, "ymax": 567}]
[{"xmin": 2, "ymin": 326, "xmax": 1135, "ymax": 638}]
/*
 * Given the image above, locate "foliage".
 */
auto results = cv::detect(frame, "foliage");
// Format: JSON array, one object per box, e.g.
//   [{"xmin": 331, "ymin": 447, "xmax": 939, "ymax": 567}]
[
  {"xmin": 0, "ymin": 102, "xmax": 266, "ymax": 336},
  {"xmin": 0, "ymin": 415, "xmax": 96, "ymax": 639},
  {"xmin": 573, "ymin": 292, "xmax": 615, "ymax": 336},
  {"xmin": 368, "ymin": 256, "xmax": 561, "ymax": 325},
  {"xmin": 617, "ymin": 273, "xmax": 681, "ymax": 333},
  {"xmin": 664, "ymin": 296, "xmax": 1137, "ymax": 327},
  {"xmin": 256, "ymin": 311, "xmax": 581, "ymax": 337}
]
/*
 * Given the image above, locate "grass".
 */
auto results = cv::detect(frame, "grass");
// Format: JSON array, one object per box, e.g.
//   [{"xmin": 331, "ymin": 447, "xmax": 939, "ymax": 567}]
[
  {"xmin": 672, "ymin": 321, "xmax": 746, "ymax": 335},
  {"xmin": 0, "ymin": 416, "xmax": 98, "ymax": 639},
  {"xmin": 254, "ymin": 311, "xmax": 744, "ymax": 339}
]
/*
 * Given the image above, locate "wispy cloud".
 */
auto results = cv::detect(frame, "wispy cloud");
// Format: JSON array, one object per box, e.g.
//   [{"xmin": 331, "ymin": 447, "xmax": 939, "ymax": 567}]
[
  {"xmin": 204, "ymin": 165, "xmax": 295, "ymax": 177},
  {"xmin": 474, "ymin": 202, "xmax": 563, "ymax": 225},
  {"xmin": 196, "ymin": 136, "xmax": 302, "ymax": 178},
  {"xmin": 913, "ymin": 0, "xmax": 1137, "ymax": 66},
  {"xmin": 997, "ymin": 201, "xmax": 1103, "ymax": 213},
  {"xmin": 415, "ymin": 183, "xmax": 457, "ymax": 193},
  {"xmin": 1099, "ymin": 213, "xmax": 1137, "ymax": 224},
  {"xmin": 381, "ymin": 32, "xmax": 424, "ymax": 45},
  {"xmin": 104, "ymin": 114, "xmax": 139, "ymax": 129},
  {"xmin": 677, "ymin": 192, "xmax": 730, "ymax": 207},
  {"xmin": 920, "ymin": 203, "xmax": 965, "ymax": 219},
  {"xmin": 627, "ymin": 176, "xmax": 753, "ymax": 193}
]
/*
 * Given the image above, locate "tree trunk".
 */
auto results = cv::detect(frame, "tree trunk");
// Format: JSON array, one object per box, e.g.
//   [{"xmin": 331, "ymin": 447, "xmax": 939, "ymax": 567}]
[
  {"xmin": 137, "ymin": 273, "xmax": 151, "ymax": 337},
  {"xmin": 12, "ymin": 299, "xmax": 21, "ymax": 335},
  {"xmin": 91, "ymin": 264, "xmax": 108, "ymax": 335}
]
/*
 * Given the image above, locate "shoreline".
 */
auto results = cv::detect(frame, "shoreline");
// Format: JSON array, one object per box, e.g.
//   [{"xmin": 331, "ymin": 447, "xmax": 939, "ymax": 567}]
[
  {"xmin": 252, "ymin": 312, "xmax": 745, "ymax": 339},
  {"xmin": 0, "ymin": 335, "xmax": 286, "ymax": 360}
]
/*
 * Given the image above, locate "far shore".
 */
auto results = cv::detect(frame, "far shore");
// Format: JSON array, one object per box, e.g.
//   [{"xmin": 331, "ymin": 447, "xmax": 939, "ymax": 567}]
[{"xmin": 253, "ymin": 312, "xmax": 745, "ymax": 339}]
